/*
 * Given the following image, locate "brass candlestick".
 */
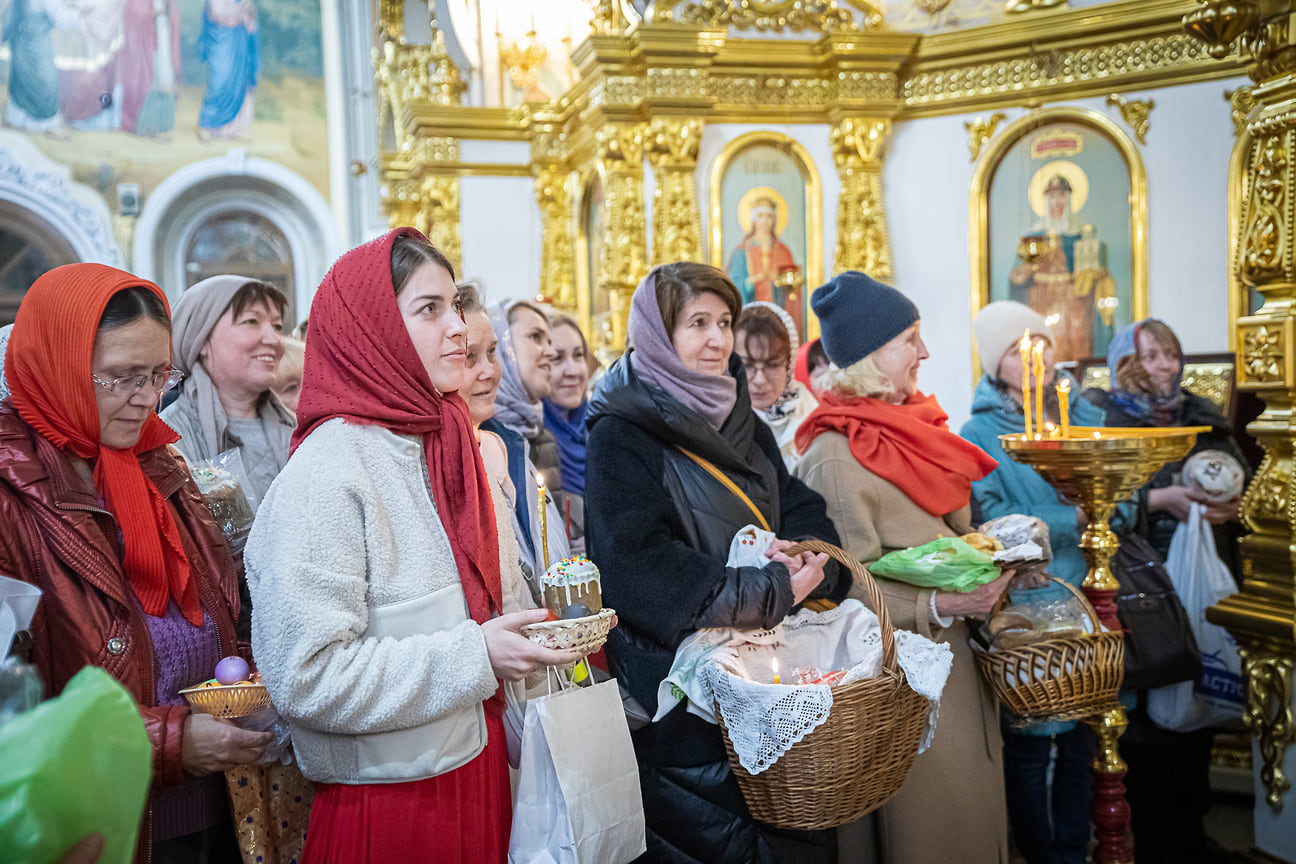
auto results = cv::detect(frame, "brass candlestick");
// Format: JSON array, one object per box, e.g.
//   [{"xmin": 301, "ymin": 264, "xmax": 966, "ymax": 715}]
[{"xmin": 998, "ymin": 425, "xmax": 1209, "ymax": 864}]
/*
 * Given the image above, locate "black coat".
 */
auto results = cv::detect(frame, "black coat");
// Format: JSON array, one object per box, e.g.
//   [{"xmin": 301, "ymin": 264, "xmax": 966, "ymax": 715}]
[
  {"xmin": 586, "ymin": 351, "xmax": 844, "ymax": 864},
  {"xmin": 1084, "ymin": 387, "xmax": 1249, "ymax": 583}
]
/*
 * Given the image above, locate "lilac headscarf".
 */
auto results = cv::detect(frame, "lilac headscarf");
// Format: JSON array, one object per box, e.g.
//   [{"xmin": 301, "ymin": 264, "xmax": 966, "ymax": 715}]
[
  {"xmin": 627, "ymin": 268, "xmax": 737, "ymax": 429},
  {"xmin": 488, "ymin": 299, "xmax": 545, "ymax": 439}
]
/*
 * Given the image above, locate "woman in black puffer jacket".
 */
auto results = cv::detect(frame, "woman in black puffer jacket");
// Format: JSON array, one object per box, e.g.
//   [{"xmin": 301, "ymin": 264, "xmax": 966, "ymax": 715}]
[{"xmin": 585, "ymin": 262, "xmax": 847, "ymax": 864}]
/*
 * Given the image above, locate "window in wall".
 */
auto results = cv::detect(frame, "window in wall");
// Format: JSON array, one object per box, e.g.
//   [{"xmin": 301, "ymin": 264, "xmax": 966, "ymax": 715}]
[
  {"xmin": 185, "ymin": 211, "xmax": 296, "ymax": 326},
  {"xmin": 0, "ymin": 206, "xmax": 79, "ymax": 325}
]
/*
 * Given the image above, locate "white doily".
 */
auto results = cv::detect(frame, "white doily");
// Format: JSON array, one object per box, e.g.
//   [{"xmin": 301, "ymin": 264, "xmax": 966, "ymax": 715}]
[{"xmin": 659, "ymin": 600, "xmax": 952, "ymax": 775}]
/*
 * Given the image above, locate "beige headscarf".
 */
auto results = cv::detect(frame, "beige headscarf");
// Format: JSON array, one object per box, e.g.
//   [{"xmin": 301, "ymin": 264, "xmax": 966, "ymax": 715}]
[{"xmin": 163, "ymin": 275, "xmax": 294, "ymax": 467}]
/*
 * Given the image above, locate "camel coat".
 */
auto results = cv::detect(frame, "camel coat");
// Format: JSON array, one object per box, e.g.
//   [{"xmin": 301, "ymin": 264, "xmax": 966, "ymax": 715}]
[{"xmin": 797, "ymin": 430, "xmax": 1009, "ymax": 864}]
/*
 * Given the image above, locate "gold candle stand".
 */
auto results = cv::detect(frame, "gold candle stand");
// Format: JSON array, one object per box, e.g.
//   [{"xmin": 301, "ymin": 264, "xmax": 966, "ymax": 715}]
[{"xmin": 998, "ymin": 425, "xmax": 1209, "ymax": 864}]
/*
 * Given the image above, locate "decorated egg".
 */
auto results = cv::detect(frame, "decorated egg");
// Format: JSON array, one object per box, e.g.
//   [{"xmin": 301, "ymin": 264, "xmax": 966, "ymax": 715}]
[
  {"xmin": 215, "ymin": 656, "xmax": 250, "ymax": 686},
  {"xmin": 199, "ymin": 679, "xmax": 222, "ymax": 689}
]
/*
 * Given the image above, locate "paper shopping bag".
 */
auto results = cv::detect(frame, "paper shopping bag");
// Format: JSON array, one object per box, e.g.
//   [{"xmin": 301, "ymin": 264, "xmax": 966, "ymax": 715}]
[{"xmin": 509, "ymin": 678, "xmax": 645, "ymax": 864}]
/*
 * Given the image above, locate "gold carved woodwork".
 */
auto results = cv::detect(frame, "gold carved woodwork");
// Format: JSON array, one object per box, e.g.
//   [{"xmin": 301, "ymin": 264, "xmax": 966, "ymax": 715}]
[
  {"xmin": 671, "ymin": 0, "xmax": 880, "ymax": 33},
  {"xmin": 1239, "ymin": 647, "xmax": 1295, "ymax": 812},
  {"xmin": 1228, "ymin": 86, "xmax": 1257, "ymax": 135},
  {"xmin": 964, "ymin": 112, "xmax": 1006, "ymax": 161},
  {"xmin": 595, "ymin": 123, "xmax": 648, "ymax": 354},
  {"xmin": 830, "ymin": 118, "xmax": 893, "ymax": 279},
  {"xmin": 1190, "ymin": 2, "xmax": 1296, "ymax": 816},
  {"xmin": 647, "ymin": 117, "xmax": 704, "ymax": 266},
  {"xmin": 378, "ymin": 0, "xmax": 403, "ymax": 40},
  {"xmin": 1106, "ymin": 93, "xmax": 1154, "ymax": 145},
  {"xmin": 1240, "ymin": 322, "xmax": 1287, "ymax": 386},
  {"xmin": 1241, "ymin": 134, "xmax": 1288, "ymax": 287},
  {"xmin": 420, "ymin": 174, "xmax": 462, "ymax": 267},
  {"xmin": 534, "ymin": 168, "xmax": 577, "ymax": 311}
]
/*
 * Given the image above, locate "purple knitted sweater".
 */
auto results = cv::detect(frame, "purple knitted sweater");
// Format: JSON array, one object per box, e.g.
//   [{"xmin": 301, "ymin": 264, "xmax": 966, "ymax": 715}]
[{"xmin": 146, "ymin": 602, "xmax": 228, "ymax": 841}]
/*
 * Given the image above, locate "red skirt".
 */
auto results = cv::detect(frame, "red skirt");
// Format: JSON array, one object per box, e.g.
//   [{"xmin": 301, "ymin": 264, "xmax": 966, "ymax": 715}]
[{"xmin": 301, "ymin": 712, "xmax": 511, "ymax": 863}]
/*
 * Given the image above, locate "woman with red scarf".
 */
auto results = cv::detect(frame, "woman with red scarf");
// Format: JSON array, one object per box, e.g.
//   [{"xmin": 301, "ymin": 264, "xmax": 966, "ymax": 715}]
[
  {"xmin": 0, "ymin": 264, "xmax": 265, "ymax": 860},
  {"xmin": 243, "ymin": 229, "xmax": 581, "ymax": 862},
  {"xmin": 793, "ymin": 271, "xmax": 1012, "ymax": 864}
]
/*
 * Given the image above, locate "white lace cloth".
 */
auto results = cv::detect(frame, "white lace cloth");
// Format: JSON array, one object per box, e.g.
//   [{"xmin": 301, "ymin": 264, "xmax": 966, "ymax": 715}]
[{"xmin": 658, "ymin": 598, "xmax": 953, "ymax": 775}]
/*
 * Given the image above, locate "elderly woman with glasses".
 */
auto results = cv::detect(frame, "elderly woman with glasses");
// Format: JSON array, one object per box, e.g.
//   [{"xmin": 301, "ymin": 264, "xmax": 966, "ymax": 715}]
[{"xmin": 0, "ymin": 264, "xmax": 266, "ymax": 861}]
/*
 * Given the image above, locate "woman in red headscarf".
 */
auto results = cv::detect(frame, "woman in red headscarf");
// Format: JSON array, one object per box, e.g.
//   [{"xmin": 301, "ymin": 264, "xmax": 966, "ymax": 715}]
[
  {"xmin": 243, "ymin": 229, "xmax": 581, "ymax": 862},
  {"xmin": 0, "ymin": 264, "xmax": 267, "ymax": 861}
]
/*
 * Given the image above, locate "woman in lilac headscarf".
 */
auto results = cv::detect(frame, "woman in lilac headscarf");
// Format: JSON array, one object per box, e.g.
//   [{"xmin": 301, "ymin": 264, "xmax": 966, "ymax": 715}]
[{"xmin": 584, "ymin": 261, "xmax": 845, "ymax": 863}]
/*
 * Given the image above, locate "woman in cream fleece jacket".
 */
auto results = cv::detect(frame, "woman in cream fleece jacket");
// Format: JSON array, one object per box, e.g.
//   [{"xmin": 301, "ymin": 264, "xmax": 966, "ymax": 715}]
[{"xmin": 245, "ymin": 229, "xmax": 580, "ymax": 862}]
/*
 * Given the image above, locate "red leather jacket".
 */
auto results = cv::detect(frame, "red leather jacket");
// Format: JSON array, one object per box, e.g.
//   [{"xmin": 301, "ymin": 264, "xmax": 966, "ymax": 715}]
[{"xmin": 0, "ymin": 404, "xmax": 241, "ymax": 855}]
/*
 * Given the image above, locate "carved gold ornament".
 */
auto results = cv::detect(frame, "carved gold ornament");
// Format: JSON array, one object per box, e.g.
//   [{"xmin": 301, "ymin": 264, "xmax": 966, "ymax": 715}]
[
  {"xmin": 1106, "ymin": 93, "xmax": 1154, "ymax": 145},
  {"xmin": 1241, "ymin": 135, "xmax": 1287, "ymax": 285},
  {"xmin": 1240, "ymin": 648, "xmax": 1295, "ymax": 811},
  {"xmin": 1242, "ymin": 323, "xmax": 1285, "ymax": 385},
  {"xmin": 1182, "ymin": 0, "xmax": 1261, "ymax": 60},
  {"xmin": 965, "ymin": 112, "xmax": 1006, "ymax": 161},
  {"xmin": 1226, "ymin": 85, "xmax": 1256, "ymax": 135},
  {"xmin": 497, "ymin": 28, "xmax": 549, "ymax": 91},
  {"xmin": 647, "ymin": 118, "xmax": 704, "ymax": 266},
  {"xmin": 673, "ymin": 0, "xmax": 877, "ymax": 32},
  {"xmin": 830, "ymin": 118, "xmax": 893, "ymax": 278}
]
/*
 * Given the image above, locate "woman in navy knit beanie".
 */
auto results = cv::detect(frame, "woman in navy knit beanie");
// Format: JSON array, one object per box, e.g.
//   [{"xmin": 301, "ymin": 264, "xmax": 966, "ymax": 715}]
[{"xmin": 793, "ymin": 270, "xmax": 1012, "ymax": 864}]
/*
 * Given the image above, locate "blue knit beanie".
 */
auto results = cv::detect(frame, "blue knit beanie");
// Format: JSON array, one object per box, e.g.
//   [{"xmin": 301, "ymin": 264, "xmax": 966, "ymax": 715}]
[{"xmin": 810, "ymin": 271, "xmax": 919, "ymax": 369}]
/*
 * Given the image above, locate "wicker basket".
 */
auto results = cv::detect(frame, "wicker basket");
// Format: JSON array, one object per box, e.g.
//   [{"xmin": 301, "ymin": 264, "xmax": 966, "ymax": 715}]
[
  {"xmin": 973, "ymin": 578, "xmax": 1124, "ymax": 722},
  {"xmin": 521, "ymin": 607, "xmax": 616, "ymax": 654},
  {"xmin": 718, "ymin": 540, "xmax": 930, "ymax": 831},
  {"xmin": 179, "ymin": 682, "xmax": 272, "ymax": 719}
]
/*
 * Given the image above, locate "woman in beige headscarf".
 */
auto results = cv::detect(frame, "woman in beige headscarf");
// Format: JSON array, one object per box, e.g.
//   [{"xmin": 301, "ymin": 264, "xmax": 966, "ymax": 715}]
[{"xmin": 160, "ymin": 276, "xmax": 295, "ymax": 511}]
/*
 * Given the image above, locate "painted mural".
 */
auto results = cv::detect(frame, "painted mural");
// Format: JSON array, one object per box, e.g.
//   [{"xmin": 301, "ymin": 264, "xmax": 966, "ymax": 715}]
[{"xmin": 0, "ymin": 0, "xmax": 328, "ymax": 201}]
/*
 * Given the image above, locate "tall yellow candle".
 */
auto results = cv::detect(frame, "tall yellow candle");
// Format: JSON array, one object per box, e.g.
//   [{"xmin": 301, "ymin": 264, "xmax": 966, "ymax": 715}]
[
  {"xmin": 1019, "ymin": 331, "xmax": 1033, "ymax": 439},
  {"xmin": 1032, "ymin": 341, "xmax": 1045, "ymax": 438},
  {"xmin": 1057, "ymin": 378, "xmax": 1071, "ymax": 439},
  {"xmin": 536, "ymin": 472, "xmax": 550, "ymax": 572}
]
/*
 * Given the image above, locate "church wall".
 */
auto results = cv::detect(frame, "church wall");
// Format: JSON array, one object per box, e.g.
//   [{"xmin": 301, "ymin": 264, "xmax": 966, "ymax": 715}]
[
  {"xmin": 459, "ymin": 138, "xmax": 542, "ymax": 302},
  {"xmin": 885, "ymin": 77, "xmax": 1247, "ymax": 428}
]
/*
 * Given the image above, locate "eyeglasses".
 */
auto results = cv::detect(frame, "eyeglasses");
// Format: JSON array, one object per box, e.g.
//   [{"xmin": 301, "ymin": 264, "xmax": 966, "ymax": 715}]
[{"xmin": 92, "ymin": 369, "xmax": 184, "ymax": 398}]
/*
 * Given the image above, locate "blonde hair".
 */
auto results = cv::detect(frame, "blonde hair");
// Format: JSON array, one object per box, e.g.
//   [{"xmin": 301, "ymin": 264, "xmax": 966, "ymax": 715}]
[
  {"xmin": 274, "ymin": 336, "xmax": 305, "ymax": 391},
  {"xmin": 819, "ymin": 354, "xmax": 896, "ymax": 401}
]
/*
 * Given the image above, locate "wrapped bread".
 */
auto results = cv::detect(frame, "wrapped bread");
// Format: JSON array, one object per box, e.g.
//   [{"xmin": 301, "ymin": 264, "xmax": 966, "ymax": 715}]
[
  {"xmin": 980, "ymin": 514, "xmax": 1052, "ymax": 563},
  {"xmin": 1183, "ymin": 450, "xmax": 1245, "ymax": 504}
]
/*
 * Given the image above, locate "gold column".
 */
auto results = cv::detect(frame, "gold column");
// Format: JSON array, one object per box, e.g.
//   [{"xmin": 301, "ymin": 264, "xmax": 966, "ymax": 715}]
[
  {"xmin": 532, "ymin": 125, "xmax": 577, "ymax": 311},
  {"xmin": 375, "ymin": 5, "xmax": 465, "ymax": 268},
  {"xmin": 595, "ymin": 123, "xmax": 648, "ymax": 354},
  {"xmin": 1186, "ymin": 0, "xmax": 1296, "ymax": 820},
  {"xmin": 830, "ymin": 117, "xmax": 894, "ymax": 280},
  {"xmin": 647, "ymin": 117, "xmax": 705, "ymax": 266}
]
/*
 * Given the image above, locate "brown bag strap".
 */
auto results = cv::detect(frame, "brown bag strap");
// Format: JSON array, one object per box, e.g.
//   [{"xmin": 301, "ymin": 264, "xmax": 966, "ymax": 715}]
[{"xmin": 676, "ymin": 447, "xmax": 771, "ymax": 532}]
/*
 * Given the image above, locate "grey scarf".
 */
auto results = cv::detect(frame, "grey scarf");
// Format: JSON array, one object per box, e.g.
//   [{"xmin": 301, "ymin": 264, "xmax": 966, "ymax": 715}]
[
  {"xmin": 628, "ymin": 269, "xmax": 737, "ymax": 429},
  {"xmin": 167, "ymin": 274, "xmax": 293, "ymax": 461},
  {"xmin": 488, "ymin": 299, "xmax": 545, "ymax": 439}
]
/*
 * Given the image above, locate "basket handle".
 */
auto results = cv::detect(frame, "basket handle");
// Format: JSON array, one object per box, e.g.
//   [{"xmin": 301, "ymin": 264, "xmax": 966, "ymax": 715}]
[
  {"xmin": 989, "ymin": 574, "xmax": 1103, "ymax": 634},
  {"xmin": 784, "ymin": 540, "xmax": 901, "ymax": 679}
]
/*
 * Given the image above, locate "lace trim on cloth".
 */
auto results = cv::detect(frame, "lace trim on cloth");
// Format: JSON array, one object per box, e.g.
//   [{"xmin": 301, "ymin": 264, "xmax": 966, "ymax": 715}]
[{"xmin": 667, "ymin": 600, "xmax": 952, "ymax": 775}]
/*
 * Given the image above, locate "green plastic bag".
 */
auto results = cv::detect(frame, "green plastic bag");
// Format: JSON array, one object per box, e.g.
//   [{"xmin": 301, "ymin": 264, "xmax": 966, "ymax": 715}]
[
  {"xmin": 870, "ymin": 537, "xmax": 1001, "ymax": 593},
  {"xmin": 0, "ymin": 666, "xmax": 151, "ymax": 864}
]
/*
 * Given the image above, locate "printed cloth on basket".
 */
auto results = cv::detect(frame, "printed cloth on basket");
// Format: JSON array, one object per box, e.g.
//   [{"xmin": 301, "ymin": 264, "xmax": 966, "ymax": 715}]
[{"xmin": 654, "ymin": 525, "xmax": 953, "ymax": 775}]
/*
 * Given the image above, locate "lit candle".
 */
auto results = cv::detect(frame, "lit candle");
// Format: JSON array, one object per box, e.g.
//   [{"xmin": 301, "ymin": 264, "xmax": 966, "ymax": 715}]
[
  {"xmin": 1019, "ymin": 331, "xmax": 1033, "ymax": 439},
  {"xmin": 1057, "ymin": 378, "xmax": 1071, "ymax": 439},
  {"xmin": 771, "ymin": 657, "xmax": 781, "ymax": 685},
  {"xmin": 1032, "ymin": 341, "xmax": 1045, "ymax": 437},
  {"xmin": 536, "ymin": 472, "xmax": 550, "ymax": 572}
]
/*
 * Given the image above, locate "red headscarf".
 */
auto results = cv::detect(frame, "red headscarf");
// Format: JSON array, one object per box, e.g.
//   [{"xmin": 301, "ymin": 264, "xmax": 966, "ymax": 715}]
[
  {"xmin": 794, "ymin": 339, "xmax": 820, "ymax": 392},
  {"xmin": 796, "ymin": 391, "xmax": 999, "ymax": 518},
  {"xmin": 7, "ymin": 264, "xmax": 202, "ymax": 625},
  {"xmin": 293, "ymin": 228, "xmax": 502, "ymax": 625}
]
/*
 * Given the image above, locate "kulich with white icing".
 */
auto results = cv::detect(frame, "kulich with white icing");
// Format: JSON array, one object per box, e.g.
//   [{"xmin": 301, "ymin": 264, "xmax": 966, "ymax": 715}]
[{"xmin": 541, "ymin": 555, "xmax": 603, "ymax": 616}]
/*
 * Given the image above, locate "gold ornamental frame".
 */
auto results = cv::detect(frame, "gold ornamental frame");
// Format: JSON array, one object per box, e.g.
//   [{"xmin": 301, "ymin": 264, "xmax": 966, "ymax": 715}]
[
  {"xmin": 1227, "ymin": 127, "xmax": 1252, "ymax": 352},
  {"xmin": 708, "ymin": 131, "xmax": 824, "ymax": 340},
  {"xmin": 574, "ymin": 163, "xmax": 611, "ymax": 359},
  {"xmin": 969, "ymin": 106, "xmax": 1149, "ymax": 378}
]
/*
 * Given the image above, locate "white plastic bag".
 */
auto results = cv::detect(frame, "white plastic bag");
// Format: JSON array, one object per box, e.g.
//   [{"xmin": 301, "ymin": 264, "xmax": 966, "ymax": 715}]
[
  {"xmin": 1147, "ymin": 504, "xmax": 1245, "ymax": 732},
  {"xmin": 508, "ymin": 677, "xmax": 646, "ymax": 864}
]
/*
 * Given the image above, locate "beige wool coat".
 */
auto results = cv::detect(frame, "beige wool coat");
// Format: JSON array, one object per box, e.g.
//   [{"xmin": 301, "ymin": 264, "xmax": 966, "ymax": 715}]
[{"xmin": 796, "ymin": 429, "xmax": 1009, "ymax": 864}]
